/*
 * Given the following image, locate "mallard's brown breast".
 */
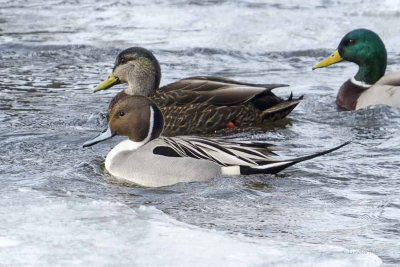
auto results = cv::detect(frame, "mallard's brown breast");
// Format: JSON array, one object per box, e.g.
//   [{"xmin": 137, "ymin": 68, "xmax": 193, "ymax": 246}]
[{"xmin": 336, "ymin": 79, "xmax": 368, "ymax": 110}]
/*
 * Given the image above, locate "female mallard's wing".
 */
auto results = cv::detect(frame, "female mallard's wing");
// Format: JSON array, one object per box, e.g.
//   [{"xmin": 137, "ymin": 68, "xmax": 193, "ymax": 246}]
[
  {"xmin": 155, "ymin": 76, "xmax": 300, "ymax": 109},
  {"xmin": 153, "ymin": 136, "xmax": 350, "ymax": 174},
  {"xmin": 160, "ymin": 76, "xmax": 288, "ymax": 92},
  {"xmin": 356, "ymin": 71, "xmax": 400, "ymax": 109}
]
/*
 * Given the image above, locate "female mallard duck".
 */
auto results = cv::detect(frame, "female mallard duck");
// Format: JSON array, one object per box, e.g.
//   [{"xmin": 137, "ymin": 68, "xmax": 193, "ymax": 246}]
[
  {"xmin": 83, "ymin": 95, "xmax": 348, "ymax": 187},
  {"xmin": 313, "ymin": 28, "xmax": 400, "ymax": 110},
  {"xmin": 94, "ymin": 47, "xmax": 302, "ymax": 136}
]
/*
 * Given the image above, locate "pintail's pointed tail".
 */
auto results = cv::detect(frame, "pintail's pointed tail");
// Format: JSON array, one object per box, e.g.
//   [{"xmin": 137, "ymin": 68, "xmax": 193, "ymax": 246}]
[{"xmin": 239, "ymin": 141, "xmax": 350, "ymax": 175}]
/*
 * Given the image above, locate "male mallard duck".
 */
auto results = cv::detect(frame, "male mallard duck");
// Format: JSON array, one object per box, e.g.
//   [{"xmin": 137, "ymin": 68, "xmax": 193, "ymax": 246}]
[
  {"xmin": 313, "ymin": 28, "xmax": 400, "ymax": 110},
  {"xmin": 83, "ymin": 95, "xmax": 348, "ymax": 187},
  {"xmin": 94, "ymin": 47, "xmax": 302, "ymax": 136}
]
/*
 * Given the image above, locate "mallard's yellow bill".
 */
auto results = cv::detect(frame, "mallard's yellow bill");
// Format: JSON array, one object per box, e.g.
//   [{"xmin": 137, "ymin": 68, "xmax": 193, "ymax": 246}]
[
  {"xmin": 94, "ymin": 73, "xmax": 119, "ymax": 92},
  {"xmin": 312, "ymin": 50, "xmax": 343, "ymax": 70}
]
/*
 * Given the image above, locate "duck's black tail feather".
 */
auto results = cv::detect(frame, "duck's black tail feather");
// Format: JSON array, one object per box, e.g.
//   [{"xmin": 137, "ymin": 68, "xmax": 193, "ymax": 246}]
[
  {"xmin": 240, "ymin": 142, "xmax": 350, "ymax": 175},
  {"xmin": 260, "ymin": 95, "xmax": 303, "ymax": 122}
]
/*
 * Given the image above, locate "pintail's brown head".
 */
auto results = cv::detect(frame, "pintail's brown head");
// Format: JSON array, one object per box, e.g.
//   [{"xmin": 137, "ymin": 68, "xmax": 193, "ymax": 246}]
[{"xmin": 83, "ymin": 96, "xmax": 164, "ymax": 147}]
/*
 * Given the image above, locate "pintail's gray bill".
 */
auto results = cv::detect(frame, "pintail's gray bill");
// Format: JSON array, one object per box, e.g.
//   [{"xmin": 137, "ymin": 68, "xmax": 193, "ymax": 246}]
[{"xmin": 83, "ymin": 127, "xmax": 116, "ymax": 148}]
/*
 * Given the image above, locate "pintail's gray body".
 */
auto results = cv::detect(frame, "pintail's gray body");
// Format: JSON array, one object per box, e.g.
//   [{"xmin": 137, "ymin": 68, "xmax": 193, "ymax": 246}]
[{"xmin": 105, "ymin": 138, "xmax": 221, "ymax": 187}]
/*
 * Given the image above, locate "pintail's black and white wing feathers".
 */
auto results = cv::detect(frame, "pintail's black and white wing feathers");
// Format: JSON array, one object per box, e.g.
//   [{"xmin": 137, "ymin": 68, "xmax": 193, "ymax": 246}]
[
  {"xmin": 155, "ymin": 136, "xmax": 277, "ymax": 167},
  {"xmin": 153, "ymin": 136, "xmax": 350, "ymax": 174}
]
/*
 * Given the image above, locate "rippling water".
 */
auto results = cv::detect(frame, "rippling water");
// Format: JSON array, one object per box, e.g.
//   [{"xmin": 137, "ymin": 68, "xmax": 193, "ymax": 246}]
[{"xmin": 1, "ymin": 0, "xmax": 399, "ymax": 266}]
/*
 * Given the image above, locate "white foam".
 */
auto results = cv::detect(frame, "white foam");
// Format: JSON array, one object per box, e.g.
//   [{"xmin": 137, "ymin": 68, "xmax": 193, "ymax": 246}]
[
  {"xmin": 0, "ymin": 237, "xmax": 20, "ymax": 248},
  {"xmin": 0, "ymin": 189, "xmax": 382, "ymax": 266}
]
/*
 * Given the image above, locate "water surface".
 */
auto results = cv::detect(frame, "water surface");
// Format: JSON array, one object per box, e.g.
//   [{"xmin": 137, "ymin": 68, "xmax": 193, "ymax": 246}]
[{"xmin": 0, "ymin": 0, "xmax": 399, "ymax": 266}]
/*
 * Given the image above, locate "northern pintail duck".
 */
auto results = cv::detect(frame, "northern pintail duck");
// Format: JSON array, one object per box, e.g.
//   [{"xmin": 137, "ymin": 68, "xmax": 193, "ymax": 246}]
[
  {"xmin": 94, "ymin": 47, "xmax": 303, "ymax": 136},
  {"xmin": 313, "ymin": 28, "xmax": 400, "ymax": 110},
  {"xmin": 83, "ymin": 95, "xmax": 348, "ymax": 187}
]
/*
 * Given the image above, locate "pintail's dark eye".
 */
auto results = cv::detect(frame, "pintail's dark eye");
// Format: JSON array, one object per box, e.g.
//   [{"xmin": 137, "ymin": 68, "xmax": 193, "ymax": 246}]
[{"xmin": 119, "ymin": 111, "xmax": 125, "ymax": 117}]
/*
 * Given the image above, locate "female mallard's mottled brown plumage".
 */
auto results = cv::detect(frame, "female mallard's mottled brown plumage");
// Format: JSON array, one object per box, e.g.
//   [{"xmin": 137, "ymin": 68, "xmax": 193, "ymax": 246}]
[{"xmin": 95, "ymin": 47, "xmax": 302, "ymax": 136}]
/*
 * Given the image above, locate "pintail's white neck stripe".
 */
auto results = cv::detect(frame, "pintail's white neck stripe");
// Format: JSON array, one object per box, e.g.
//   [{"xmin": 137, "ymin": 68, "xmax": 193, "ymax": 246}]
[
  {"xmin": 137, "ymin": 106, "xmax": 154, "ymax": 147},
  {"xmin": 351, "ymin": 77, "xmax": 372, "ymax": 88}
]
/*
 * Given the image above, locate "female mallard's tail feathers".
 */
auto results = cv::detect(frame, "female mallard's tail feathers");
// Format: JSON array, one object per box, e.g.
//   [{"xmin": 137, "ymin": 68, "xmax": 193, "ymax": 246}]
[
  {"xmin": 260, "ymin": 95, "xmax": 303, "ymax": 122},
  {"xmin": 238, "ymin": 141, "xmax": 350, "ymax": 175},
  {"xmin": 287, "ymin": 92, "xmax": 304, "ymax": 101}
]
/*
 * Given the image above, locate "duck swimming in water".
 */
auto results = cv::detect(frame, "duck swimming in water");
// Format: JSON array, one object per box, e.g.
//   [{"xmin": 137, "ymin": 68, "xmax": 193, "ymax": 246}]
[
  {"xmin": 94, "ymin": 47, "xmax": 302, "ymax": 136},
  {"xmin": 83, "ymin": 95, "xmax": 348, "ymax": 187},
  {"xmin": 313, "ymin": 28, "xmax": 400, "ymax": 110}
]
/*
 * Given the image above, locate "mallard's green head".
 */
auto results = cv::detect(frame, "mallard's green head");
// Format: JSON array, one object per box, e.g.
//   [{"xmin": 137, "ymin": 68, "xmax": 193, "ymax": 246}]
[
  {"xmin": 337, "ymin": 29, "xmax": 386, "ymax": 67},
  {"xmin": 313, "ymin": 29, "xmax": 387, "ymax": 85},
  {"xmin": 95, "ymin": 47, "xmax": 161, "ymax": 96}
]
